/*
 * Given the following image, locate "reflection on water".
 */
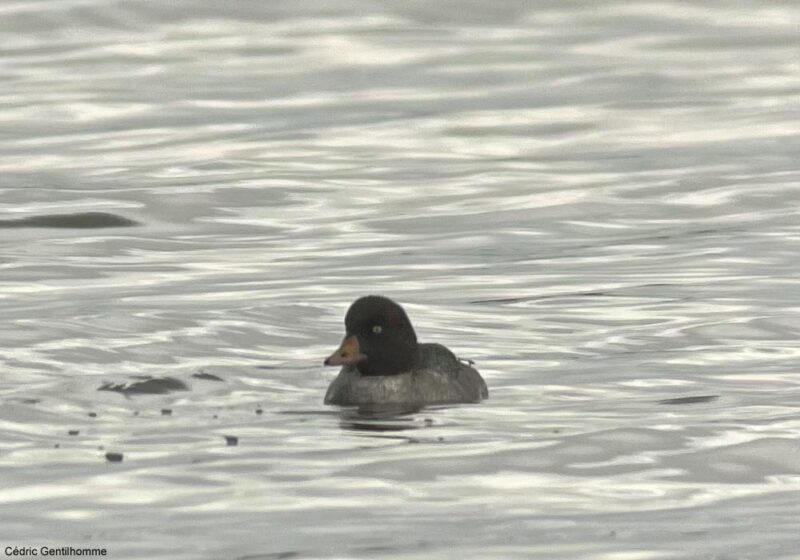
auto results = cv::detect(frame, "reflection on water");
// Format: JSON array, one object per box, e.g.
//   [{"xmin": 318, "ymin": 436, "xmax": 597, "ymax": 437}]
[
  {"xmin": 97, "ymin": 376, "xmax": 190, "ymax": 396},
  {"xmin": 337, "ymin": 404, "xmax": 424, "ymax": 432},
  {"xmin": 1, "ymin": 0, "xmax": 800, "ymax": 558},
  {"xmin": 0, "ymin": 212, "xmax": 139, "ymax": 228},
  {"xmin": 657, "ymin": 395, "xmax": 719, "ymax": 405}
]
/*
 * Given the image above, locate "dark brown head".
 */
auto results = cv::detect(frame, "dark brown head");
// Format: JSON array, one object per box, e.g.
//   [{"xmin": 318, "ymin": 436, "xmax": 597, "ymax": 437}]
[{"xmin": 324, "ymin": 295, "xmax": 418, "ymax": 376}]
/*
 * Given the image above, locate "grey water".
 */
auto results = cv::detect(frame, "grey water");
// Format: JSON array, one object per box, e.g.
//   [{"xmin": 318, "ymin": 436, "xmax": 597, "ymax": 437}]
[{"xmin": 1, "ymin": 1, "xmax": 799, "ymax": 558}]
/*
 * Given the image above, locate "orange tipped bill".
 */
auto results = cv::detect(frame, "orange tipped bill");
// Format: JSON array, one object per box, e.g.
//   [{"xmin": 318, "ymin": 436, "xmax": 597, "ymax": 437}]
[{"xmin": 324, "ymin": 335, "xmax": 366, "ymax": 366}]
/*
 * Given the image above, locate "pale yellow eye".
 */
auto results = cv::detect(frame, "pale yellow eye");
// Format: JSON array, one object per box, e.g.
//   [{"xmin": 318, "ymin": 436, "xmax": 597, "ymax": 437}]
[{"xmin": 372, "ymin": 325, "xmax": 383, "ymax": 334}]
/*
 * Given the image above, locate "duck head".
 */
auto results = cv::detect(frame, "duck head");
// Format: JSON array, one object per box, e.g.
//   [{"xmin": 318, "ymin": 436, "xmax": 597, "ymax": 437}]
[{"xmin": 324, "ymin": 295, "xmax": 418, "ymax": 376}]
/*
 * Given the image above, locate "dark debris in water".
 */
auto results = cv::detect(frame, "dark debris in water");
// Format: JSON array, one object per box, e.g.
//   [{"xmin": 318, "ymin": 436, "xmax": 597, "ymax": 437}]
[
  {"xmin": 97, "ymin": 376, "xmax": 189, "ymax": 395},
  {"xmin": 658, "ymin": 395, "xmax": 719, "ymax": 405},
  {"xmin": 161, "ymin": 408, "xmax": 173, "ymax": 416},
  {"xmin": 192, "ymin": 371, "xmax": 225, "ymax": 382},
  {"xmin": 0, "ymin": 211, "xmax": 138, "ymax": 229},
  {"xmin": 105, "ymin": 452, "xmax": 123, "ymax": 463},
  {"xmin": 68, "ymin": 430, "xmax": 79, "ymax": 436},
  {"xmin": 224, "ymin": 435, "xmax": 239, "ymax": 446}
]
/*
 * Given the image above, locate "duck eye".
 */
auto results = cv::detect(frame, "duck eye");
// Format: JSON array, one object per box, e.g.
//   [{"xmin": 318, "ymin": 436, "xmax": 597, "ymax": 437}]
[{"xmin": 372, "ymin": 325, "xmax": 383, "ymax": 334}]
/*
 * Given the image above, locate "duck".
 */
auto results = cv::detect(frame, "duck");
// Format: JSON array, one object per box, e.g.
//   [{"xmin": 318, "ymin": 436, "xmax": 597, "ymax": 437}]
[{"xmin": 323, "ymin": 295, "xmax": 488, "ymax": 406}]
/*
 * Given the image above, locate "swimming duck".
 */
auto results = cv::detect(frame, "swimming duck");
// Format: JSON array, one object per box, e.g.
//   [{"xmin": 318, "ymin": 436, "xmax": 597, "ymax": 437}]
[{"xmin": 323, "ymin": 295, "xmax": 488, "ymax": 406}]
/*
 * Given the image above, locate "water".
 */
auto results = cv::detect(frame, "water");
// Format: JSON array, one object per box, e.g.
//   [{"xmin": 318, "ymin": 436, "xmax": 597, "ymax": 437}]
[{"xmin": 2, "ymin": 1, "xmax": 799, "ymax": 558}]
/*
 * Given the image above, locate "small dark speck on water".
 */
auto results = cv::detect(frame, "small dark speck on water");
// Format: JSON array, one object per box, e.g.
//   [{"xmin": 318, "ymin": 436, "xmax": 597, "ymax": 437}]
[
  {"xmin": 161, "ymin": 408, "xmax": 172, "ymax": 416},
  {"xmin": 68, "ymin": 430, "xmax": 79, "ymax": 436},
  {"xmin": 255, "ymin": 408, "xmax": 263, "ymax": 415},
  {"xmin": 54, "ymin": 444, "xmax": 60, "ymax": 449},
  {"xmin": 105, "ymin": 452, "xmax": 123, "ymax": 463},
  {"xmin": 213, "ymin": 414, "xmax": 218, "ymax": 419},
  {"xmin": 88, "ymin": 412, "xmax": 97, "ymax": 417},
  {"xmin": 658, "ymin": 395, "xmax": 719, "ymax": 405},
  {"xmin": 133, "ymin": 411, "xmax": 139, "ymax": 416},
  {"xmin": 224, "ymin": 436, "xmax": 239, "ymax": 446}
]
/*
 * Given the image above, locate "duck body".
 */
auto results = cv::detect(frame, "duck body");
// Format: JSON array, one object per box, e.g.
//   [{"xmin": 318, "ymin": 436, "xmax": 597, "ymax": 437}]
[{"xmin": 323, "ymin": 296, "xmax": 488, "ymax": 406}]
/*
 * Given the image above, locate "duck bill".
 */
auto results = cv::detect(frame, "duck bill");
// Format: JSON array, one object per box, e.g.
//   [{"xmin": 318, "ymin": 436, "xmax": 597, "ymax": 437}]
[{"xmin": 324, "ymin": 335, "xmax": 366, "ymax": 366}]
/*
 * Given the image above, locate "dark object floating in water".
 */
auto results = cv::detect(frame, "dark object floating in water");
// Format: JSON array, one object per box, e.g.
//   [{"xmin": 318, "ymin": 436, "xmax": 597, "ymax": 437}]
[
  {"xmin": 68, "ymin": 430, "xmax": 79, "ymax": 436},
  {"xmin": 54, "ymin": 444, "xmax": 60, "ymax": 449},
  {"xmin": 0, "ymin": 211, "xmax": 138, "ymax": 229},
  {"xmin": 98, "ymin": 376, "xmax": 189, "ymax": 395},
  {"xmin": 255, "ymin": 408, "xmax": 263, "ymax": 415},
  {"xmin": 224, "ymin": 435, "xmax": 238, "ymax": 446},
  {"xmin": 192, "ymin": 371, "xmax": 225, "ymax": 382},
  {"xmin": 88, "ymin": 412, "xmax": 97, "ymax": 418},
  {"xmin": 658, "ymin": 395, "xmax": 719, "ymax": 405},
  {"xmin": 105, "ymin": 452, "xmax": 123, "ymax": 463},
  {"xmin": 161, "ymin": 408, "xmax": 172, "ymax": 416}
]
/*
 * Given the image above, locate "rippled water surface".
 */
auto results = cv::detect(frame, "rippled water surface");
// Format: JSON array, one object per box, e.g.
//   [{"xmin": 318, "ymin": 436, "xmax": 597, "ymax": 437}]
[{"xmin": 2, "ymin": 1, "xmax": 800, "ymax": 558}]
